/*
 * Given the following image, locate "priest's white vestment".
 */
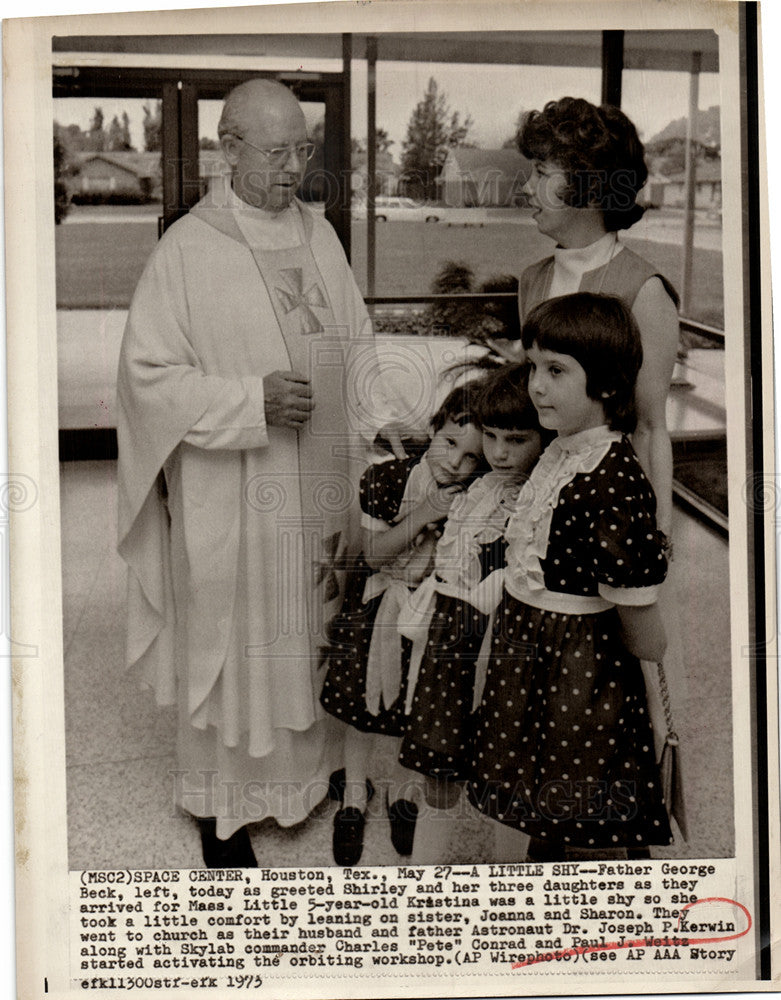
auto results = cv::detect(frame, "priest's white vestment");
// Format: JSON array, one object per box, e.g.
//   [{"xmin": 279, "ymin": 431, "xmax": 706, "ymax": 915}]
[{"xmin": 117, "ymin": 185, "xmax": 375, "ymax": 839}]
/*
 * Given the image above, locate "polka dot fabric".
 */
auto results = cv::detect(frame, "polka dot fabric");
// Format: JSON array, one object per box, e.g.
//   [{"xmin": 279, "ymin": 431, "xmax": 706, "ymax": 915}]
[
  {"xmin": 467, "ymin": 437, "xmax": 672, "ymax": 849},
  {"xmin": 320, "ymin": 456, "xmax": 421, "ymax": 735},
  {"xmin": 534, "ymin": 438, "xmax": 668, "ymax": 600},
  {"xmin": 359, "ymin": 454, "xmax": 422, "ymax": 528},
  {"xmin": 399, "ymin": 536, "xmax": 506, "ymax": 782}
]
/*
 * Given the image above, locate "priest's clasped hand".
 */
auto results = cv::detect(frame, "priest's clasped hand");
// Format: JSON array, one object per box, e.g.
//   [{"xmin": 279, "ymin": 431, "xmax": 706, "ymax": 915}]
[{"xmin": 263, "ymin": 369, "xmax": 315, "ymax": 428}]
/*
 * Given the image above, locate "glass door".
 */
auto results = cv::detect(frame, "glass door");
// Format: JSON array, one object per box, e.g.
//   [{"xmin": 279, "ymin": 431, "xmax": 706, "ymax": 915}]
[
  {"xmin": 176, "ymin": 72, "xmax": 350, "ymax": 254},
  {"xmin": 53, "ymin": 65, "xmax": 351, "ymax": 455}
]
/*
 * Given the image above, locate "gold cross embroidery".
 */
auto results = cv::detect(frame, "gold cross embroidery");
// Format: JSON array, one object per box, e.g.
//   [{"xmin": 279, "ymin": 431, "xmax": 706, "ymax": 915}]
[{"xmin": 275, "ymin": 267, "xmax": 327, "ymax": 334}]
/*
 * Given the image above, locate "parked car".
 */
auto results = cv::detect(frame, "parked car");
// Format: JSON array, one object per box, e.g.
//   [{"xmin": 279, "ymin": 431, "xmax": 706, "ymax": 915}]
[{"xmin": 352, "ymin": 196, "xmax": 440, "ymax": 222}]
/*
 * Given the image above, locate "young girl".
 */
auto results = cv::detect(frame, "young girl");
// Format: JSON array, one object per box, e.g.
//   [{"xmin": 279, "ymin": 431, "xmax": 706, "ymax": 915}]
[
  {"xmin": 467, "ymin": 292, "xmax": 672, "ymax": 860},
  {"xmin": 395, "ymin": 365, "xmax": 545, "ymax": 864},
  {"xmin": 399, "ymin": 364, "xmax": 544, "ymax": 789},
  {"xmin": 320, "ymin": 383, "xmax": 485, "ymax": 866}
]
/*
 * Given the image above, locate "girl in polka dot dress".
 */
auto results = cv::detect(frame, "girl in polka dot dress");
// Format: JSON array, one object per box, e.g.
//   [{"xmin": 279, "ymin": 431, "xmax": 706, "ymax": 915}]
[
  {"xmin": 398, "ymin": 365, "xmax": 544, "ymax": 786},
  {"xmin": 467, "ymin": 293, "xmax": 673, "ymax": 860},
  {"xmin": 320, "ymin": 383, "xmax": 485, "ymax": 866},
  {"xmin": 396, "ymin": 365, "xmax": 545, "ymax": 863}
]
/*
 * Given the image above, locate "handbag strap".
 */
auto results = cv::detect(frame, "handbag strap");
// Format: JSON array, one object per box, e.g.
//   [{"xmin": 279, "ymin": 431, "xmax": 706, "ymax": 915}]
[{"xmin": 656, "ymin": 660, "xmax": 679, "ymax": 746}]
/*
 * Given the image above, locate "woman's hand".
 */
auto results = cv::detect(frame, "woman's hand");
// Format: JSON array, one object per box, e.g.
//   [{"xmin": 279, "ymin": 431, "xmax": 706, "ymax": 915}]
[
  {"xmin": 482, "ymin": 337, "xmax": 526, "ymax": 363},
  {"xmin": 375, "ymin": 420, "xmax": 429, "ymax": 460}
]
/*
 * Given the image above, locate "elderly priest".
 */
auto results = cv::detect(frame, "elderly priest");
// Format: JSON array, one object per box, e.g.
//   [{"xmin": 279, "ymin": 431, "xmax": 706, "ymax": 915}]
[{"xmin": 117, "ymin": 79, "xmax": 381, "ymax": 868}]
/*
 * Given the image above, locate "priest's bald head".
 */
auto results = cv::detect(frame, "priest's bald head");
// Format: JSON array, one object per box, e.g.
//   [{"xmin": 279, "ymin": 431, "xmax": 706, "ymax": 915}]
[{"xmin": 218, "ymin": 79, "xmax": 311, "ymax": 213}]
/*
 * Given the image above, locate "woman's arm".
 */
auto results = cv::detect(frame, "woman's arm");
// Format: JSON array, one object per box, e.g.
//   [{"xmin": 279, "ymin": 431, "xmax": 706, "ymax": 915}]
[
  {"xmin": 484, "ymin": 338, "xmax": 526, "ymax": 363},
  {"xmin": 631, "ymin": 277, "xmax": 680, "ymax": 536},
  {"xmin": 617, "ymin": 602, "xmax": 667, "ymax": 662}
]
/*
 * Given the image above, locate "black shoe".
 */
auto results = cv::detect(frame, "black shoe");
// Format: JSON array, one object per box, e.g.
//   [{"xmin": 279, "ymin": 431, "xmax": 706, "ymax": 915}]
[
  {"xmin": 327, "ymin": 768, "xmax": 375, "ymax": 806},
  {"xmin": 387, "ymin": 796, "xmax": 418, "ymax": 856},
  {"xmin": 199, "ymin": 818, "xmax": 257, "ymax": 869},
  {"xmin": 333, "ymin": 807, "xmax": 368, "ymax": 866}
]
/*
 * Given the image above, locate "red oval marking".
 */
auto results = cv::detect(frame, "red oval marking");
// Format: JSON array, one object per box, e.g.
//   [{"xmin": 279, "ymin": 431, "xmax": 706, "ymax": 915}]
[
  {"xmin": 512, "ymin": 897, "xmax": 751, "ymax": 969},
  {"xmin": 676, "ymin": 897, "xmax": 752, "ymax": 943}
]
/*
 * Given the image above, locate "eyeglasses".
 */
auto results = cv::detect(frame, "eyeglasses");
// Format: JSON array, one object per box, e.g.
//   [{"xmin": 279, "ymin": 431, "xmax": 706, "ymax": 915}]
[{"xmin": 233, "ymin": 135, "xmax": 316, "ymax": 167}]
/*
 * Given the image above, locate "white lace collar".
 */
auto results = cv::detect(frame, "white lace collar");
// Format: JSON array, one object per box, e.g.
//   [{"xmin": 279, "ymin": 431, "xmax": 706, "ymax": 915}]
[
  {"xmin": 434, "ymin": 472, "xmax": 523, "ymax": 589},
  {"xmin": 555, "ymin": 423, "xmax": 619, "ymax": 455}
]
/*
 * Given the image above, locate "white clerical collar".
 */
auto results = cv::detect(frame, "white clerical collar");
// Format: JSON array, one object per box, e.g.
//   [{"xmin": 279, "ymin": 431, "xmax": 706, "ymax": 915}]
[
  {"xmin": 226, "ymin": 179, "xmax": 304, "ymax": 248},
  {"xmin": 226, "ymin": 180, "xmax": 292, "ymax": 222}
]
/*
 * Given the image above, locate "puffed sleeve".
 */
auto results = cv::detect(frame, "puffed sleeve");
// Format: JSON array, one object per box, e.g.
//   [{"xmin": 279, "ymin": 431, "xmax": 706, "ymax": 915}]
[
  {"xmin": 596, "ymin": 452, "xmax": 668, "ymax": 606},
  {"xmin": 359, "ymin": 458, "xmax": 408, "ymax": 532}
]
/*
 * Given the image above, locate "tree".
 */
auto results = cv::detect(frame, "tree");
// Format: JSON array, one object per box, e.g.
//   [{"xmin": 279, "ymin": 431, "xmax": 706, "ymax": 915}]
[
  {"xmin": 85, "ymin": 106, "xmax": 106, "ymax": 152},
  {"xmin": 53, "ymin": 126, "xmax": 73, "ymax": 224},
  {"xmin": 400, "ymin": 78, "xmax": 473, "ymax": 201},
  {"xmin": 106, "ymin": 114, "xmax": 134, "ymax": 152},
  {"xmin": 297, "ymin": 118, "xmax": 326, "ymax": 203},
  {"xmin": 423, "ymin": 261, "xmax": 519, "ymax": 341},
  {"xmin": 310, "ymin": 118, "xmax": 325, "ymax": 152},
  {"xmin": 351, "ymin": 129, "xmax": 393, "ymax": 159},
  {"xmin": 502, "ymin": 109, "xmax": 527, "ymax": 149},
  {"xmin": 646, "ymin": 106, "xmax": 720, "ymax": 150},
  {"xmin": 351, "ymin": 127, "xmax": 396, "ymax": 196},
  {"xmin": 121, "ymin": 111, "xmax": 133, "ymax": 150},
  {"xmin": 61, "ymin": 122, "xmax": 87, "ymax": 152},
  {"xmin": 107, "ymin": 115, "xmax": 122, "ymax": 150},
  {"xmin": 143, "ymin": 100, "xmax": 162, "ymax": 152},
  {"xmin": 647, "ymin": 137, "xmax": 687, "ymax": 177},
  {"xmin": 644, "ymin": 106, "xmax": 721, "ymax": 178},
  {"xmin": 350, "ymin": 128, "xmax": 395, "ymax": 169},
  {"xmin": 375, "ymin": 128, "xmax": 394, "ymax": 154}
]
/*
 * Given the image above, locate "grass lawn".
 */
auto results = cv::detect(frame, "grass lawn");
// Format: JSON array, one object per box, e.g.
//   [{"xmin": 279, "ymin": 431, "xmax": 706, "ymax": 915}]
[
  {"xmin": 55, "ymin": 217, "xmax": 725, "ymax": 328},
  {"xmin": 350, "ymin": 221, "xmax": 725, "ymax": 329},
  {"xmin": 56, "ymin": 222, "xmax": 160, "ymax": 309},
  {"xmin": 67, "ymin": 202, "xmax": 161, "ymax": 216},
  {"xmin": 622, "ymin": 235, "xmax": 724, "ymax": 329}
]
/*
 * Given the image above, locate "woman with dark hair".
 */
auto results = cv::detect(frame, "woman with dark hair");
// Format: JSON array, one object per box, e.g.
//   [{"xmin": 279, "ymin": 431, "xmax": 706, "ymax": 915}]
[{"xmin": 516, "ymin": 96, "xmax": 679, "ymax": 534}]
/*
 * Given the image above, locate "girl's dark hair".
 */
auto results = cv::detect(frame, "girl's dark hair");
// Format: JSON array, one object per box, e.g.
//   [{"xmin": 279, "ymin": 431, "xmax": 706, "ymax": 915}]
[
  {"xmin": 519, "ymin": 96, "xmax": 647, "ymax": 232},
  {"xmin": 521, "ymin": 292, "xmax": 643, "ymax": 432},
  {"xmin": 430, "ymin": 381, "xmax": 482, "ymax": 432},
  {"xmin": 473, "ymin": 363, "xmax": 540, "ymax": 432}
]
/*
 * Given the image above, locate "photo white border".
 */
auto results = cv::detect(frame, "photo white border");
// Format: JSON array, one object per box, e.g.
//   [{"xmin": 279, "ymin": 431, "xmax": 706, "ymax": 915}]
[{"xmin": 2, "ymin": 1, "xmax": 778, "ymax": 995}]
